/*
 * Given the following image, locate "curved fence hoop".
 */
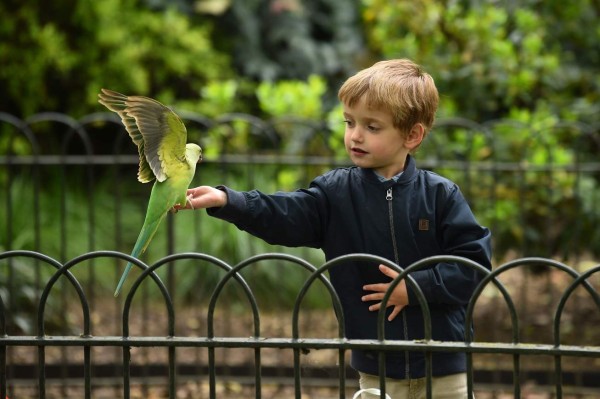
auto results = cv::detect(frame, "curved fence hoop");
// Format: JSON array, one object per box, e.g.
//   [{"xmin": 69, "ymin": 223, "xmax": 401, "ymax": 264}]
[
  {"xmin": 124, "ymin": 252, "xmax": 254, "ymax": 337},
  {"xmin": 0, "ymin": 294, "xmax": 4, "ymax": 337},
  {"xmin": 0, "ymin": 250, "xmax": 90, "ymax": 399},
  {"xmin": 0, "ymin": 250, "xmax": 84, "ymax": 336},
  {"xmin": 278, "ymin": 253, "xmax": 342, "ymax": 339},
  {"xmin": 78, "ymin": 111, "xmax": 121, "ymax": 126},
  {"xmin": 178, "ymin": 112, "xmax": 215, "ymax": 144},
  {"xmin": 302, "ymin": 253, "xmax": 429, "ymax": 341},
  {"xmin": 122, "ymin": 251, "xmax": 244, "ymax": 399},
  {"xmin": 466, "ymin": 257, "xmax": 581, "ymax": 345},
  {"xmin": 204, "ymin": 251, "xmax": 327, "ymax": 399},
  {"xmin": 215, "ymin": 112, "xmax": 280, "ymax": 146},
  {"xmin": 207, "ymin": 252, "xmax": 333, "ymax": 339},
  {"xmin": 553, "ymin": 263, "xmax": 600, "ymax": 345},
  {"xmin": 394, "ymin": 255, "xmax": 492, "ymax": 341},
  {"xmin": 26, "ymin": 112, "xmax": 95, "ymax": 158},
  {"xmin": 0, "ymin": 112, "xmax": 41, "ymax": 155},
  {"xmin": 269, "ymin": 116, "xmax": 333, "ymax": 156},
  {"xmin": 0, "ymin": 255, "xmax": 58, "ymax": 336}
]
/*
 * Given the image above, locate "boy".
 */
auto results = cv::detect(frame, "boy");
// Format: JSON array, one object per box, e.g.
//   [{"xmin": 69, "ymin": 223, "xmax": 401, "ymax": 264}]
[{"xmin": 175, "ymin": 59, "xmax": 492, "ymax": 398}]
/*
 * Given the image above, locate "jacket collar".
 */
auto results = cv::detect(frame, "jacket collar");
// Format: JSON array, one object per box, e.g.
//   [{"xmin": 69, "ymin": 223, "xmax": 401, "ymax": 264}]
[{"xmin": 357, "ymin": 154, "xmax": 417, "ymax": 187}]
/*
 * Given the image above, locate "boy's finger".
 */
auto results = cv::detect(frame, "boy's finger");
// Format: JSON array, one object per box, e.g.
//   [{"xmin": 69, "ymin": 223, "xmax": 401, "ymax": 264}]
[
  {"xmin": 388, "ymin": 306, "xmax": 403, "ymax": 321},
  {"xmin": 363, "ymin": 283, "xmax": 388, "ymax": 292},
  {"xmin": 379, "ymin": 264, "xmax": 399, "ymax": 278},
  {"xmin": 361, "ymin": 293, "xmax": 384, "ymax": 302},
  {"xmin": 368, "ymin": 303, "xmax": 381, "ymax": 312}
]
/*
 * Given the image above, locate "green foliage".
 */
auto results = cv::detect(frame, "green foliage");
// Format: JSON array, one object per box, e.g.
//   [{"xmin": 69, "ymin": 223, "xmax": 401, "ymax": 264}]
[
  {"xmin": 257, "ymin": 75, "xmax": 326, "ymax": 119},
  {"xmin": 325, "ymin": 102, "xmax": 348, "ymax": 159},
  {"xmin": 191, "ymin": 80, "xmax": 240, "ymax": 117},
  {"xmin": 361, "ymin": 0, "xmax": 599, "ymax": 123},
  {"xmin": 0, "ymin": 0, "xmax": 231, "ymax": 117},
  {"xmin": 256, "ymin": 75, "xmax": 332, "ymax": 157}
]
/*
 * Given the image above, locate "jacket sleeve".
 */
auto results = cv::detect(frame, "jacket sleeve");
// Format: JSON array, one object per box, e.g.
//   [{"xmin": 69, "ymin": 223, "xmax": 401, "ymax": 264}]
[
  {"xmin": 206, "ymin": 185, "xmax": 327, "ymax": 248},
  {"xmin": 407, "ymin": 185, "xmax": 492, "ymax": 306}
]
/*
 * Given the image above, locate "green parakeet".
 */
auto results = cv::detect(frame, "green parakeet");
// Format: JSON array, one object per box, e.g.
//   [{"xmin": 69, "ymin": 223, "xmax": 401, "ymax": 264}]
[{"xmin": 98, "ymin": 89, "xmax": 202, "ymax": 297}]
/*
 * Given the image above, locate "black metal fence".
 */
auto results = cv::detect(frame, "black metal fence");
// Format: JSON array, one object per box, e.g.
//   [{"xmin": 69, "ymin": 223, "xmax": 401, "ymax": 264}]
[
  {"xmin": 1, "ymin": 251, "xmax": 599, "ymax": 398},
  {"xmin": 1, "ymin": 112, "xmax": 600, "ymax": 398}
]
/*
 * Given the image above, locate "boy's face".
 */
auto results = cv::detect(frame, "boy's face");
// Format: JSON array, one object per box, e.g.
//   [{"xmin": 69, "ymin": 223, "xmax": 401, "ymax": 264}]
[{"xmin": 343, "ymin": 96, "xmax": 415, "ymax": 179}]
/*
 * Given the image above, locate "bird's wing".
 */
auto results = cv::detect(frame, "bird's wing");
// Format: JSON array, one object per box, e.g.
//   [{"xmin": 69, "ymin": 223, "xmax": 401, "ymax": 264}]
[{"xmin": 98, "ymin": 88, "xmax": 188, "ymax": 183}]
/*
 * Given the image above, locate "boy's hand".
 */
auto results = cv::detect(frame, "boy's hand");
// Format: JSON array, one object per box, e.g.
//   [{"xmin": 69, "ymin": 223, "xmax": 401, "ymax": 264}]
[
  {"xmin": 362, "ymin": 264, "xmax": 409, "ymax": 321},
  {"xmin": 172, "ymin": 186, "xmax": 227, "ymax": 212}
]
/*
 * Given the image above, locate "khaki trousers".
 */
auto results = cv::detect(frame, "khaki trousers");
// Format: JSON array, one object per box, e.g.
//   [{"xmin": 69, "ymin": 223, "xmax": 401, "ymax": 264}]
[{"xmin": 357, "ymin": 372, "xmax": 472, "ymax": 399}]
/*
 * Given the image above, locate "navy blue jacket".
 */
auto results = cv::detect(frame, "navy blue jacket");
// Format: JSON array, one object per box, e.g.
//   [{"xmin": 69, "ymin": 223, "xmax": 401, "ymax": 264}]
[{"xmin": 208, "ymin": 155, "xmax": 492, "ymax": 379}]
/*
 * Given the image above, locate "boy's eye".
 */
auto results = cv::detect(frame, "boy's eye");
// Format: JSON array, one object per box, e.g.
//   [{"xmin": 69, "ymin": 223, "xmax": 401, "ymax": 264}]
[
  {"xmin": 343, "ymin": 119, "xmax": 354, "ymax": 127},
  {"xmin": 367, "ymin": 125, "xmax": 379, "ymax": 132}
]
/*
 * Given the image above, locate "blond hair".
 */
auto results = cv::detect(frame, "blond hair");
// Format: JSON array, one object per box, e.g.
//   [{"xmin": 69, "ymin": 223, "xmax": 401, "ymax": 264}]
[{"xmin": 338, "ymin": 59, "xmax": 439, "ymax": 136}]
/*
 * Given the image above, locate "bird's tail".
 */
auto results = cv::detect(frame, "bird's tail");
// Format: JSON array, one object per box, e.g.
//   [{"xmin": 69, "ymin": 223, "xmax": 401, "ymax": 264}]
[{"xmin": 114, "ymin": 217, "xmax": 163, "ymax": 297}]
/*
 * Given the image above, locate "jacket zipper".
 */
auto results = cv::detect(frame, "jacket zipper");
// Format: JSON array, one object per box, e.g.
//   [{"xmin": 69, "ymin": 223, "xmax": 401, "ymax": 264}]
[{"xmin": 386, "ymin": 187, "xmax": 410, "ymax": 379}]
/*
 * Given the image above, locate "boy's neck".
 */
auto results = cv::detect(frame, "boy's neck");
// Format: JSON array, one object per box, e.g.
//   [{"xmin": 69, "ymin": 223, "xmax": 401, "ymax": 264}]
[
  {"xmin": 374, "ymin": 156, "xmax": 410, "ymax": 179},
  {"xmin": 374, "ymin": 169, "xmax": 404, "ymax": 182}
]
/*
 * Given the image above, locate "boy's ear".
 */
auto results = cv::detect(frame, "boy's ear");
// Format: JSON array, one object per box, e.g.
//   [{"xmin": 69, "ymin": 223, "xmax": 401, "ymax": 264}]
[{"xmin": 405, "ymin": 123, "xmax": 425, "ymax": 150}]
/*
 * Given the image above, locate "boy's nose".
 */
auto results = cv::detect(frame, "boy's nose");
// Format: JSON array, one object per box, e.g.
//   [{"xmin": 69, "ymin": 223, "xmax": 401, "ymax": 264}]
[{"xmin": 350, "ymin": 128, "xmax": 364, "ymax": 142}]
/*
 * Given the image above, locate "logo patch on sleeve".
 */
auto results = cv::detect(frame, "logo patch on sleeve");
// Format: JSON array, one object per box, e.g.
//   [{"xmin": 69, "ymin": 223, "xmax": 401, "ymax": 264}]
[{"xmin": 418, "ymin": 219, "xmax": 430, "ymax": 231}]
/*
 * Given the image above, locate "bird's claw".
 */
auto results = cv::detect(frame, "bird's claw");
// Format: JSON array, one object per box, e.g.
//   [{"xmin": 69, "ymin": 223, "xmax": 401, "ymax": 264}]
[
  {"xmin": 170, "ymin": 194, "xmax": 194, "ymax": 214},
  {"xmin": 186, "ymin": 194, "xmax": 195, "ymax": 210}
]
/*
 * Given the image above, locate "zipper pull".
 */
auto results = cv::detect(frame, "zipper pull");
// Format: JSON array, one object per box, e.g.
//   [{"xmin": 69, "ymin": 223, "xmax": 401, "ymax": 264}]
[{"xmin": 386, "ymin": 188, "xmax": 393, "ymax": 201}]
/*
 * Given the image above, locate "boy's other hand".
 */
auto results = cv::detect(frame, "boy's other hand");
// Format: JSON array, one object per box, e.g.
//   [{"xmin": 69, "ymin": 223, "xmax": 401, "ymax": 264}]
[
  {"xmin": 172, "ymin": 186, "xmax": 227, "ymax": 212},
  {"xmin": 362, "ymin": 264, "xmax": 409, "ymax": 321}
]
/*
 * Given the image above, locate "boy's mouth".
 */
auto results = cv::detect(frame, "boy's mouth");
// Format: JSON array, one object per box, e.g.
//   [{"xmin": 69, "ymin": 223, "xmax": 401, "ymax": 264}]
[{"xmin": 351, "ymin": 147, "xmax": 368, "ymax": 154}]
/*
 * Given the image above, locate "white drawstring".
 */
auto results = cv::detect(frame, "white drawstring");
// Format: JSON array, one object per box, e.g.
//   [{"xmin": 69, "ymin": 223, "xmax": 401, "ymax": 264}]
[{"xmin": 352, "ymin": 388, "xmax": 392, "ymax": 399}]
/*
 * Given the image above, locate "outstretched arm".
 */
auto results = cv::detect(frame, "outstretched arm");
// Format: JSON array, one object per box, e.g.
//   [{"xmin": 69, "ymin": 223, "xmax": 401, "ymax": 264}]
[{"xmin": 173, "ymin": 186, "xmax": 228, "ymax": 211}]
